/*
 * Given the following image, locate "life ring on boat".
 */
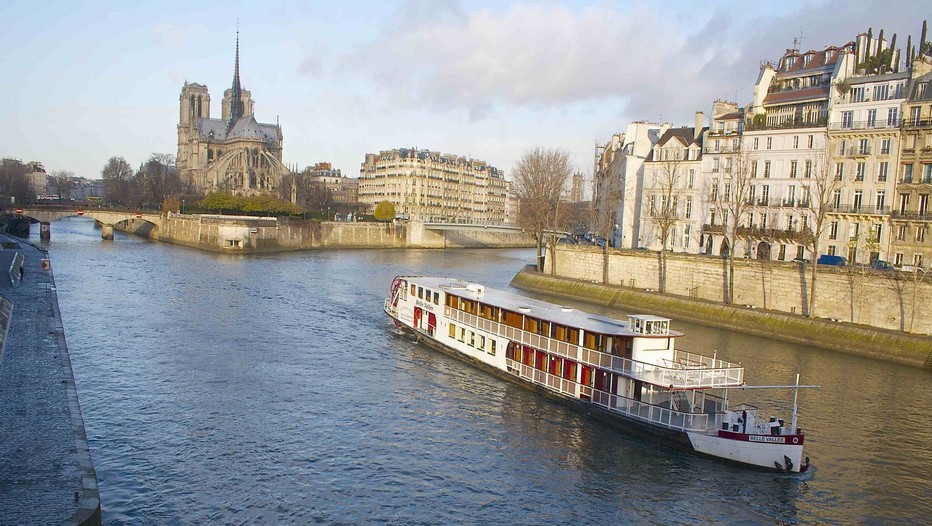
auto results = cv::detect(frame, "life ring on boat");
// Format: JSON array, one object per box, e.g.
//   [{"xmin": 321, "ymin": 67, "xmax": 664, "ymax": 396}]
[{"xmin": 792, "ymin": 437, "xmax": 799, "ymax": 444}]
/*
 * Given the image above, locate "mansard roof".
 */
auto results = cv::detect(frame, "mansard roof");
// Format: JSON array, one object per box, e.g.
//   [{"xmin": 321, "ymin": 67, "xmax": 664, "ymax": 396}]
[
  {"xmin": 907, "ymin": 72, "xmax": 932, "ymax": 102},
  {"xmin": 763, "ymin": 85, "xmax": 831, "ymax": 105},
  {"xmin": 645, "ymin": 126, "xmax": 706, "ymax": 162},
  {"xmin": 197, "ymin": 115, "xmax": 279, "ymax": 144}
]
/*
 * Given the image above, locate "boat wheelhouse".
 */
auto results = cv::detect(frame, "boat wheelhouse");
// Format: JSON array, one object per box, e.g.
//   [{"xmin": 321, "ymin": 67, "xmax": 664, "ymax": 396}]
[{"xmin": 384, "ymin": 276, "xmax": 813, "ymax": 473}]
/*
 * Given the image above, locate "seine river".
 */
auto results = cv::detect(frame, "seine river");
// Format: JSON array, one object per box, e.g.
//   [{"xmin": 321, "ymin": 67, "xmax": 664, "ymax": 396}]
[{"xmin": 41, "ymin": 217, "xmax": 931, "ymax": 524}]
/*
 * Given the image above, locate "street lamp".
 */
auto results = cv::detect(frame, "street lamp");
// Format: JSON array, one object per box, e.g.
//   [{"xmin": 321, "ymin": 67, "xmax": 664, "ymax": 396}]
[{"xmin": 181, "ymin": 198, "xmax": 185, "ymax": 214}]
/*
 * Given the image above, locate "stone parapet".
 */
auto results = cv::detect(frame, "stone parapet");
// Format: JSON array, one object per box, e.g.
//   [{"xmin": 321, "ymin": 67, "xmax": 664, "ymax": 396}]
[{"xmin": 547, "ymin": 245, "xmax": 932, "ymax": 335}]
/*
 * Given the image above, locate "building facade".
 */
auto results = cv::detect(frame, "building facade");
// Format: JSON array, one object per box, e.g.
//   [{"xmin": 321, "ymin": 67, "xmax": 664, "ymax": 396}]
[
  {"xmin": 304, "ymin": 162, "xmax": 359, "ymax": 208},
  {"xmin": 176, "ymin": 33, "xmax": 287, "ymax": 196},
  {"xmin": 639, "ymin": 119, "xmax": 706, "ymax": 253},
  {"xmin": 593, "ymin": 121, "xmax": 667, "ymax": 247},
  {"xmin": 358, "ymin": 148, "xmax": 507, "ymax": 224},
  {"xmin": 892, "ymin": 61, "xmax": 932, "ymax": 269}
]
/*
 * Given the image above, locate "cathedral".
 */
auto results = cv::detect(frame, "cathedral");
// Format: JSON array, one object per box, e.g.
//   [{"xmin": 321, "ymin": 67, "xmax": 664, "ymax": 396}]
[{"xmin": 176, "ymin": 32, "xmax": 287, "ymax": 195}]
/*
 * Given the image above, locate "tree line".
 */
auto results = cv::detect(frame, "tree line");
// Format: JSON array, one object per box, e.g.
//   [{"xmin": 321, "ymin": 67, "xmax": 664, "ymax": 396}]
[{"xmin": 101, "ymin": 154, "xmax": 183, "ymax": 209}]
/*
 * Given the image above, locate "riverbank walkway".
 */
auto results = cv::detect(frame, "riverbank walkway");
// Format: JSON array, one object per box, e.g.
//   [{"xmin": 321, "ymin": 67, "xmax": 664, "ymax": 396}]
[{"xmin": 0, "ymin": 234, "xmax": 100, "ymax": 524}]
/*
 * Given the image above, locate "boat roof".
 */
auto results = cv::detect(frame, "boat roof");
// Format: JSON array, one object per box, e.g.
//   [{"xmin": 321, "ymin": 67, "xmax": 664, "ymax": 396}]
[{"xmin": 403, "ymin": 276, "xmax": 682, "ymax": 338}]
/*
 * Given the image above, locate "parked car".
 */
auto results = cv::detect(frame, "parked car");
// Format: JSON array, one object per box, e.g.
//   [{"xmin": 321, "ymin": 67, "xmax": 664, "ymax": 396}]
[
  {"xmin": 817, "ymin": 254, "xmax": 847, "ymax": 266},
  {"xmin": 869, "ymin": 260, "xmax": 894, "ymax": 271}
]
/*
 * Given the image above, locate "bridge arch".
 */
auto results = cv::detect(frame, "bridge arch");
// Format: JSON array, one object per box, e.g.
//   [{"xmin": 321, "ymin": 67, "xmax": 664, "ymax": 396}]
[{"xmin": 10, "ymin": 207, "xmax": 163, "ymax": 241}]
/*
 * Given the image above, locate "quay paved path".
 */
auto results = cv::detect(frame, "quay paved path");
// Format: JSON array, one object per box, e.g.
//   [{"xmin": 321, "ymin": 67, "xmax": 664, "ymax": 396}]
[{"xmin": 0, "ymin": 234, "xmax": 100, "ymax": 524}]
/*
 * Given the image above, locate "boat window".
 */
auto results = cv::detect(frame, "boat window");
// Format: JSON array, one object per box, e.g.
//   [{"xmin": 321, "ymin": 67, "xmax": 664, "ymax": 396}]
[
  {"xmin": 418, "ymin": 287, "xmax": 424, "ymax": 299},
  {"xmin": 469, "ymin": 332, "xmax": 475, "ymax": 347},
  {"xmin": 449, "ymin": 323, "xmax": 456, "ymax": 338},
  {"xmin": 478, "ymin": 303, "xmax": 495, "ymax": 320},
  {"xmin": 410, "ymin": 284, "xmax": 416, "ymax": 297},
  {"xmin": 550, "ymin": 356, "xmax": 562, "ymax": 375},
  {"xmin": 535, "ymin": 351, "xmax": 547, "ymax": 370},
  {"xmin": 553, "ymin": 324, "xmax": 568, "ymax": 341},
  {"xmin": 539, "ymin": 320, "xmax": 551, "ymax": 337},
  {"xmin": 490, "ymin": 340, "xmax": 496, "ymax": 356},
  {"xmin": 568, "ymin": 328, "xmax": 580, "ymax": 345},
  {"xmin": 563, "ymin": 359, "xmax": 577, "ymax": 380},
  {"xmin": 459, "ymin": 298, "xmax": 476, "ymax": 314},
  {"xmin": 445, "ymin": 294, "xmax": 458, "ymax": 308},
  {"xmin": 523, "ymin": 317, "xmax": 539, "ymax": 333},
  {"xmin": 459, "ymin": 328, "xmax": 466, "ymax": 342},
  {"xmin": 433, "ymin": 292, "xmax": 440, "ymax": 305},
  {"xmin": 478, "ymin": 335, "xmax": 486, "ymax": 350},
  {"xmin": 502, "ymin": 309, "xmax": 523, "ymax": 329},
  {"xmin": 583, "ymin": 331, "xmax": 598, "ymax": 350}
]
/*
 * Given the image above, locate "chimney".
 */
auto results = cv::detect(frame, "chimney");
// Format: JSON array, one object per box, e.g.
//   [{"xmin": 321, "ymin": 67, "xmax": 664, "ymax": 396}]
[{"xmin": 694, "ymin": 111, "xmax": 704, "ymax": 141}]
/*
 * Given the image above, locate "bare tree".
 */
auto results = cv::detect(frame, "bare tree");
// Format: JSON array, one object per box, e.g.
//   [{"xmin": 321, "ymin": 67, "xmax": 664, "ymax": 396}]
[
  {"xmin": 513, "ymin": 147, "xmax": 573, "ymax": 272},
  {"xmin": 593, "ymin": 164, "xmax": 623, "ymax": 283},
  {"xmin": 135, "ymin": 153, "xmax": 180, "ymax": 208},
  {"xmin": 50, "ymin": 170, "xmax": 74, "ymax": 200},
  {"xmin": 899, "ymin": 266, "xmax": 928, "ymax": 332},
  {"xmin": 802, "ymin": 152, "xmax": 845, "ymax": 318},
  {"xmin": 648, "ymin": 158, "xmax": 687, "ymax": 293},
  {"xmin": 101, "ymin": 156, "xmax": 134, "ymax": 206},
  {"xmin": 710, "ymin": 151, "xmax": 756, "ymax": 303}
]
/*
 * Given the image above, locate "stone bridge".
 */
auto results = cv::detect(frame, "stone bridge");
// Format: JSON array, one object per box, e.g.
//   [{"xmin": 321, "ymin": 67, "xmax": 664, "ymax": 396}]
[{"xmin": 11, "ymin": 206, "xmax": 163, "ymax": 241}]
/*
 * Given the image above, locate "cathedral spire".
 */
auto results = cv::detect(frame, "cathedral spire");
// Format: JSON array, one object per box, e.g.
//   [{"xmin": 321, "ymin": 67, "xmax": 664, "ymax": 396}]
[{"xmin": 229, "ymin": 26, "xmax": 245, "ymax": 126}]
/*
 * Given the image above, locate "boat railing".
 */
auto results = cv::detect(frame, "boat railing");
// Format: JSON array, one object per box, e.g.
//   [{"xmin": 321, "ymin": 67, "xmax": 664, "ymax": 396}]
[
  {"xmin": 451, "ymin": 308, "xmax": 744, "ymax": 389},
  {"xmin": 384, "ymin": 298, "xmax": 396, "ymax": 316},
  {"xmin": 505, "ymin": 358, "xmax": 710, "ymax": 433}
]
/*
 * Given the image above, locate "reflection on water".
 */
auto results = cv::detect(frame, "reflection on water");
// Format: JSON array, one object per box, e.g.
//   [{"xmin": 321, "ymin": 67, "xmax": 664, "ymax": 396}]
[{"xmin": 41, "ymin": 217, "xmax": 932, "ymax": 524}]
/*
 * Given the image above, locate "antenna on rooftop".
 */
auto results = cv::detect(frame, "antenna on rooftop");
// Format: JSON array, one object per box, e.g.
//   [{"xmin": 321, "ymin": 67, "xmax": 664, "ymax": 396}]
[{"xmin": 793, "ymin": 31, "xmax": 804, "ymax": 51}]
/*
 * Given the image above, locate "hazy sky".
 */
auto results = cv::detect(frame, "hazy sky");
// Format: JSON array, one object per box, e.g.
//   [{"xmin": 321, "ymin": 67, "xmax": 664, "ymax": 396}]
[{"xmin": 1, "ymin": 0, "xmax": 927, "ymax": 182}]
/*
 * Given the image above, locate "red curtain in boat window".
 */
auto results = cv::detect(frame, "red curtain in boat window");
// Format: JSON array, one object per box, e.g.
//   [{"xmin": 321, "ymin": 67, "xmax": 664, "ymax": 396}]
[
  {"xmin": 428, "ymin": 313, "xmax": 436, "ymax": 333},
  {"xmin": 580, "ymin": 366, "xmax": 592, "ymax": 386},
  {"xmin": 414, "ymin": 307, "xmax": 422, "ymax": 328},
  {"xmin": 535, "ymin": 351, "xmax": 547, "ymax": 370}
]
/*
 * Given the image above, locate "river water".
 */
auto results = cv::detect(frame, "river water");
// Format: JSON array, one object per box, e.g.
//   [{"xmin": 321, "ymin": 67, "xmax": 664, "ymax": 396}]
[{"xmin": 39, "ymin": 217, "xmax": 931, "ymax": 524}]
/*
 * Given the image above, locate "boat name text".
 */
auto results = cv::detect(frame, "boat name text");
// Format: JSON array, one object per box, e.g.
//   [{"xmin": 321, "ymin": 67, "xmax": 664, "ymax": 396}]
[{"xmin": 748, "ymin": 435, "xmax": 786, "ymax": 444}]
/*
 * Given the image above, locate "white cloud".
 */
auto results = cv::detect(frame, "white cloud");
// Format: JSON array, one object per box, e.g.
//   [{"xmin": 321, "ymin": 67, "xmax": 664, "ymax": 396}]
[{"xmin": 336, "ymin": 0, "xmax": 927, "ymax": 128}]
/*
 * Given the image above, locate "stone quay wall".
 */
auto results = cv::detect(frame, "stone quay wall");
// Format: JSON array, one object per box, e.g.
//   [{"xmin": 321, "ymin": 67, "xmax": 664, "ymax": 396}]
[
  {"xmin": 547, "ymin": 245, "xmax": 932, "ymax": 336},
  {"xmin": 117, "ymin": 216, "xmax": 533, "ymax": 252}
]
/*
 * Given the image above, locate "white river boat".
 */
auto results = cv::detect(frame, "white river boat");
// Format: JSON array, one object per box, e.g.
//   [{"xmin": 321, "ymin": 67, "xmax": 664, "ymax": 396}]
[{"xmin": 384, "ymin": 276, "xmax": 815, "ymax": 473}]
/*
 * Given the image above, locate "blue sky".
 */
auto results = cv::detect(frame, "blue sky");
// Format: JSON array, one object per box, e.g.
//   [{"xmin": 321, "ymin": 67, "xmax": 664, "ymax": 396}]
[{"xmin": 1, "ymin": 0, "xmax": 926, "ymax": 183}]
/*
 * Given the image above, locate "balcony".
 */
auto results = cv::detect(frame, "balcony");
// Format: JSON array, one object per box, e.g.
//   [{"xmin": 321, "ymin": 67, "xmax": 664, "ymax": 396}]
[
  {"xmin": 702, "ymin": 146, "xmax": 741, "ymax": 154},
  {"xmin": 703, "ymin": 224, "xmax": 809, "ymax": 241},
  {"xmin": 829, "ymin": 205, "xmax": 891, "ymax": 215},
  {"xmin": 840, "ymin": 146, "xmax": 872, "ymax": 157},
  {"xmin": 745, "ymin": 116, "xmax": 827, "ymax": 132},
  {"xmin": 902, "ymin": 119, "xmax": 932, "ymax": 129},
  {"xmin": 891, "ymin": 210, "xmax": 932, "ymax": 221},
  {"xmin": 829, "ymin": 119, "xmax": 901, "ymax": 131}
]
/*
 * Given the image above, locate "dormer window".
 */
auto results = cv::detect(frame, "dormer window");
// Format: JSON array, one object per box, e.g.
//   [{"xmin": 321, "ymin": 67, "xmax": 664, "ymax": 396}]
[
  {"xmin": 785, "ymin": 56, "xmax": 797, "ymax": 70},
  {"xmin": 803, "ymin": 54, "xmax": 811, "ymax": 67}
]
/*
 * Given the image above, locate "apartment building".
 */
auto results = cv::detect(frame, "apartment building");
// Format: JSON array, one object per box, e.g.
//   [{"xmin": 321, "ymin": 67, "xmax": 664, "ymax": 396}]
[
  {"xmin": 736, "ymin": 42, "xmax": 855, "ymax": 262},
  {"xmin": 639, "ymin": 116, "xmax": 706, "ymax": 252},
  {"xmin": 825, "ymin": 69, "xmax": 907, "ymax": 263},
  {"xmin": 593, "ymin": 121, "xmax": 668, "ymax": 247},
  {"xmin": 358, "ymin": 148, "xmax": 507, "ymax": 224},
  {"xmin": 891, "ymin": 62, "xmax": 932, "ymax": 269}
]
